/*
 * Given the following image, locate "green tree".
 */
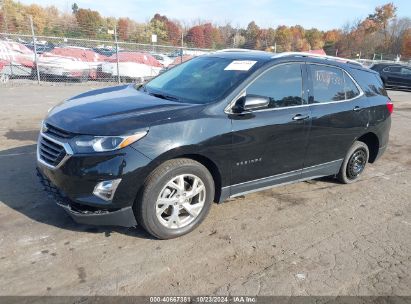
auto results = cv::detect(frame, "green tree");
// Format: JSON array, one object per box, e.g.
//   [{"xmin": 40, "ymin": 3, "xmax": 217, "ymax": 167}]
[{"xmin": 71, "ymin": 3, "xmax": 78, "ymax": 14}]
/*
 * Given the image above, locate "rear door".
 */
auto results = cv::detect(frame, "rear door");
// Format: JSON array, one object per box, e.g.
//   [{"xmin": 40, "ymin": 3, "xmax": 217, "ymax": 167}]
[
  {"xmin": 384, "ymin": 66, "xmax": 403, "ymax": 86},
  {"xmin": 229, "ymin": 62, "xmax": 311, "ymax": 194},
  {"xmin": 303, "ymin": 64, "xmax": 369, "ymax": 177},
  {"xmin": 399, "ymin": 67, "xmax": 411, "ymax": 87}
]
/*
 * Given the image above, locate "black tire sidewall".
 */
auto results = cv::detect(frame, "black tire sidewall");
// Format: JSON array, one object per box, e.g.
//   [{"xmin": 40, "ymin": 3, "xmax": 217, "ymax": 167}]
[
  {"xmin": 139, "ymin": 161, "xmax": 214, "ymax": 239},
  {"xmin": 339, "ymin": 141, "xmax": 369, "ymax": 184}
]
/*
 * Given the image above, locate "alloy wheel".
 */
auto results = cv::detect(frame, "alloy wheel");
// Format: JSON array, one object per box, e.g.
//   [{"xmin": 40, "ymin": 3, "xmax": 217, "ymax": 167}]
[{"xmin": 156, "ymin": 174, "xmax": 206, "ymax": 229}]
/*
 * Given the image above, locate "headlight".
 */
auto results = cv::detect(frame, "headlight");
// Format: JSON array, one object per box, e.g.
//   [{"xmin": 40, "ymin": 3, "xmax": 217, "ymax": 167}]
[{"xmin": 72, "ymin": 131, "xmax": 148, "ymax": 153}]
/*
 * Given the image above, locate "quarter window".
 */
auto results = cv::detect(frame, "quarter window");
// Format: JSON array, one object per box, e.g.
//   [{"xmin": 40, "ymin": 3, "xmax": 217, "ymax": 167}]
[{"xmin": 246, "ymin": 63, "xmax": 303, "ymax": 108}]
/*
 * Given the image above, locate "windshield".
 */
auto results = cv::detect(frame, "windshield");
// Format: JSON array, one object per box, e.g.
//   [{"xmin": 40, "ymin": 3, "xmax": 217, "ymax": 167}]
[{"xmin": 143, "ymin": 56, "xmax": 261, "ymax": 104}]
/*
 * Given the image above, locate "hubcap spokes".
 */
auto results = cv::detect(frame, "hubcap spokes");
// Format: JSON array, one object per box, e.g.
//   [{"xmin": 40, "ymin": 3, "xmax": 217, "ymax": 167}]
[{"xmin": 156, "ymin": 174, "xmax": 206, "ymax": 229}]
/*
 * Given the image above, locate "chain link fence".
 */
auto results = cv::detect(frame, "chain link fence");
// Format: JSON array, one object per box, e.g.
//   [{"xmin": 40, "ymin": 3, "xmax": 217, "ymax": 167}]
[
  {"xmin": 1, "ymin": 25, "xmax": 410, "ymax": 86},
  {"xmin": 0, "ymin": 29, "xmax": 212, "ymax": 87}
]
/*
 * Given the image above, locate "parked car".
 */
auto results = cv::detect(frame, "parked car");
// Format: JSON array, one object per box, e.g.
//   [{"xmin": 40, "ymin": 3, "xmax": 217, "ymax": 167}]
[
  {"xmin": 24, "ymin": 42, "xmax": 55, "ymax": 54},
  {"xmin": 93, "ymin": 47, "xmax": 117, "ymax": 57},
  {"xmin": 167, "ymin": 55, "xmax": 193, "ymax": 69},
  {"xmin": 169, "ymin": 49, "xmax": 208, "ymax": 58},
  {"xmin": 0, "ymin": 59, "xmax": 8, "ymax": 83},
  {"xmin": 0, "ymin": 40, "xmax": 35, "ymax": 80},
  {"xmin": 370, "ymin": 63, "xmax": 411, "ymax": 90},
  {"xmin": 100, "ymin": 51, "xmax": 162, "ymax": 81},
  {"xmin": 151, "ymin": 53, "xmax": 173, "ymax": 68},
  {"xmin": 37, "ymin": 51, "xmax": 392, "ymax": 239},
  {"xmin": 38, "ymin": 47, "xmax": 106, "ymax": 81}
]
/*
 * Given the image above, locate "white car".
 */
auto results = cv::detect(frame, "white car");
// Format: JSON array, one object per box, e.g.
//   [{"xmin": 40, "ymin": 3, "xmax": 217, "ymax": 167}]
[
  {"xmin": 38, "ymin": 47, "xmax": 106, "ymax": 81},
  {"xmin": 0, "ymin": 40, "xmax": 35, "ymax": 81},
  {"xmin": 100, "ymin": 52, "xmax": 162, "ymax": 81},
  {"xmin": 151, "ymin": 53, "xmax": 174, "ymax": 68}
]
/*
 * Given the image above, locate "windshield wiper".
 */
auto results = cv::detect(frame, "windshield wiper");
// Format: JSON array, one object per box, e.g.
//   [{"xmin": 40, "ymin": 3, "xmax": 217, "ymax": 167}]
[{"xmin": 149, "ymin": 92, "xmax": 180, "ymax": 101}]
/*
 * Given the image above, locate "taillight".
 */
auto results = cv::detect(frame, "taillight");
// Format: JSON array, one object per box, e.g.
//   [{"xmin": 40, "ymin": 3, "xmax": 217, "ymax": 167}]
[{"xmin": 386, "ymin": 100, "xmax": 394, "ymax": 114}]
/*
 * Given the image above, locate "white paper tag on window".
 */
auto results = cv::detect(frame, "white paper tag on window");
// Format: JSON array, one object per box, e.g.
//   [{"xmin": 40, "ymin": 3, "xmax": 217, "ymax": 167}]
[{"xmin": 224, "ymin": 60, "xmax": 257, "ymax": 71}]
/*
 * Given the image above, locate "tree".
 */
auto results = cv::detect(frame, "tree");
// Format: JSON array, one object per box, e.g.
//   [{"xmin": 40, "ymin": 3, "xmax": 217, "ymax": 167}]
[
  {"xmin": 71, "ymin": 3, "xmax": 78, "ymax": 14},
  {"xmin": 402, "ymin": 29, "xmax": 411, "ymax": 58},
  {"xmin": 244, "ymin": 21, "xmax": 261, "ymax": 49},
  {"xmin": 186, "ymin": 25, "xmax": 205, "ymax": 48},
  {"xmin": 151, "ymin": 14, "xmax": 181, "ymax": 45},
  {"xmin": 387, "ymin": 17, "xmax": 411, "ymax": 55},
  {"xmin": 218, "ymin": 23, "xmax": 236, "ymax": 47},
  {"xmin": 117, "ymin": 18, "xmax": 130, "ymax": 40},
  {"xmin": 203, "ymin": 23, "xmax": 214, "ymax": 48},
  {"xmin": 275, "ymin": 25, "xmax": 292, "ymax": 52},
  {"xmin": 368, "ymin": 3, "xmax": 396, "ymax": 33},
  {"xmin": 25, "ymin": 4, "xmax": 46, "ymax": 34},
  {"xmin": 75, "ymin": 8, "xmax": 102, "ymax": 37},
  {"xmin": 305, "ymin": 28, "xmax": 324, "ymax": 50}
]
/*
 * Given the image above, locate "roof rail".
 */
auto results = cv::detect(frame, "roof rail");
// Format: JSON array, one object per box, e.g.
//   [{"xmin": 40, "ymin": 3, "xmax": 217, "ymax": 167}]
[
  {"xmin": 216, "ymin": 48, "xmax": 262, "ymax": 53},
  {"xmin": 272, "ymin": 52, "xmax": 363, "ymax": 67}
]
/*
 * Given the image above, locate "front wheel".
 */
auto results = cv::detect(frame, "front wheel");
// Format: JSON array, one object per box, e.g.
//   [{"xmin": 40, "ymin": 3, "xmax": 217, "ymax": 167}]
[
  {"xmin": 135, "ymin": 158, "xmax": 215, "ymax": 239},
  {"xmin": 337, "ymin": 141, "xmax": 369, "ymax": 184}
]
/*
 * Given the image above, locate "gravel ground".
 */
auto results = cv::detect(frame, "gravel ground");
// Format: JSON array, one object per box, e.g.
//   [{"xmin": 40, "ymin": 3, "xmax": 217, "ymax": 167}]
[{"xmin": 0, "ymin": 85, "xmax": 410, "ymax": 296}]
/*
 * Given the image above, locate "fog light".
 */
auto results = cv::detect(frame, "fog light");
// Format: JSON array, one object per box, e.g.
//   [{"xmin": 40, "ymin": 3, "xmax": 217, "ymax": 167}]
[{"xmin": 93, "ymin": 179, "xmax": 121, "ymax": 201}]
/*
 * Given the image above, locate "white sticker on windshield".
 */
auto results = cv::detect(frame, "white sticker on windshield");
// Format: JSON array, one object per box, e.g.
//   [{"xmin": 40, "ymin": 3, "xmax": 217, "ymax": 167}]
[{"xmin": 224, "ymin": 60, "xmax": 257, "ymax": 71}]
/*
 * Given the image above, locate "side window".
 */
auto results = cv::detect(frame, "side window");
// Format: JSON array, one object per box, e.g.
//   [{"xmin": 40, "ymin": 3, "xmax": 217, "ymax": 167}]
[
  {"xmin": 247, "ymin": 63, "xmax": 303, "ymax": 108},
  {"xmin": 343, "ymin": 72, "xmax": 360, "ymax": 99},
  {"xmin": 309, "ymin": 65, "xmax": 345, "ymax": 103},
  {"xmin": 349, "ymin": 68, "xmax": 388, "ymax": 97},
  {"xmin": 387, "ymin": 66, "xmax": 401, "ymax": 73},
  {"xmin": 401, "ymin": 67, "xmax": 411, "ymax": 75}
]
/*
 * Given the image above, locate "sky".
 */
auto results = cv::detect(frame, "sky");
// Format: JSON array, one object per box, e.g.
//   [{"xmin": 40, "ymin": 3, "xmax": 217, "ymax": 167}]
[{"xmin": 16, "ymin": 0, "xmax": 411, "ymax": 30}]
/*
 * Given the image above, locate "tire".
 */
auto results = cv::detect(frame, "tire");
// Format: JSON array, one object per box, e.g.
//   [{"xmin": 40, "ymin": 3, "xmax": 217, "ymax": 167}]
[
  {"xmin": 135, "ymin": 158, "xmax": 215, "ymax": 239},
  {"xmin": 79, "ymin": 71, "xmax": 89, "ymax": 83},
  {"xmin": 337, "ymin": 141, "xmax": 369, "ymax": 184},
  {"xmin": 0, "ymin": 73, "xmax": 9, "ymax": 84}
]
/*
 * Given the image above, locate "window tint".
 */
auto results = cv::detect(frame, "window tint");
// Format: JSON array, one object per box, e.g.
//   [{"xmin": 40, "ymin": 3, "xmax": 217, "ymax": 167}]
[
  {"xmin": 385, "ymin": 66, "xmax": 401, "ymax": 73},
  {"xmin": 145, "ymin": 56, "xmax": 263, "ymax": 104},
  {"xmin": 401, "ymin": 67, "xmax": 411, "ymax": 75},
  {"xmin": 343, "ymin": 72, "xmax": 360, "ymax": 99},
  {"xmin": 246, "ymin": 63, "xmax": 303, "ymax": 108},
  {"xmin": 309, "ymin": 65, "xmax": 345, "ymax": 103},
  {"xmin": 349, "ymin": 68, "xmax": 388, "ymax": 97}
]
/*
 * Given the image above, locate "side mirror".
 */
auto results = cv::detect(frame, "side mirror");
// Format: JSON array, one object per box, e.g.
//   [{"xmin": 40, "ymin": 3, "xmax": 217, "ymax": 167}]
[{"xmin": 232, "ymin": 95, "xmax": 270, "ymax": 114}]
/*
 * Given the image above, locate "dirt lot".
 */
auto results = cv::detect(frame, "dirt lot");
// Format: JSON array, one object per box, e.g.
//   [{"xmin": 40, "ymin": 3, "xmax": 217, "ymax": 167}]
[{"xmin": 0, "ymin": 85, "xmax": 410, "ymax": 296}]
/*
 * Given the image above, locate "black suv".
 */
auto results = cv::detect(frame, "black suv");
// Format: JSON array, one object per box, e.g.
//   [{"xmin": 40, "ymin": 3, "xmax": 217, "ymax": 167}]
[
  {"xmin": 37, "ymin": 51, "xmax": 393, "ymax": 239},
  {"xmin": 370, "ymin": 63, "xmax": 411, "ymax": 90}
]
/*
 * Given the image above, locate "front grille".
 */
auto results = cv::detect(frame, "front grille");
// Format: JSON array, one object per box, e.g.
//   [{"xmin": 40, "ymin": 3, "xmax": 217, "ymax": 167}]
[
  {"xmin": 45, "ymin": 123, "xmax": 73, "ymax": 139},
  {"xmin": 38, "ymin": 136, "xmax": 67, "ymax": 167}
]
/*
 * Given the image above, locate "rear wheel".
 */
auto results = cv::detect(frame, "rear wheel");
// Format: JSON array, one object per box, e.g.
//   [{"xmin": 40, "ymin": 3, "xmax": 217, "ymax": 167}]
[
  {"xmin": 135, "ymin": 158, "xmax": 214, "ymax": 239},
  {"xmin": 337, "ymin": 141, "xmax": 369, "ymax": 184},
  {"xmin": 0, "ymin": 73, "xmax": 9, "ymax": 83}
]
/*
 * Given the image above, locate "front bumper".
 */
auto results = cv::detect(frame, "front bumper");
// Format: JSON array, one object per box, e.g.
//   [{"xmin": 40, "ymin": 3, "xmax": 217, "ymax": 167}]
[
  {"xmin": 36, "ymin": 132, "xmax": 153, "ymax": 227},
  {"xmin": 37, "ymin": 167, "xmax": 138, "ymax": 227}
]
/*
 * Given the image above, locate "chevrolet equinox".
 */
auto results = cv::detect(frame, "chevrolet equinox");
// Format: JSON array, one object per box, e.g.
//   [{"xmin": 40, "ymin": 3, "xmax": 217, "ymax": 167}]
[{"xmin": 37, "ymin": 51, "xmax": 393, "ymax": 239}]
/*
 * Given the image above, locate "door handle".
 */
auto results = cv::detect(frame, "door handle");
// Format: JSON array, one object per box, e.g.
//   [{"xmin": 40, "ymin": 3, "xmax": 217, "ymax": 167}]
[
  {"xmin": 353, "ymin": 106, "xmax": 362, "ymax": 112},
  {"xmin": 292, "ymin": 114, "xmax": 309, "ymax": 121}
]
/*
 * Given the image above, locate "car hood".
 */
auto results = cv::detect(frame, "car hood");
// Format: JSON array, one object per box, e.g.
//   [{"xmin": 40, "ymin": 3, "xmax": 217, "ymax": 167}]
[{"xmin": 46, "ymin": 85, "xmax": 200, "ymax": 136}]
